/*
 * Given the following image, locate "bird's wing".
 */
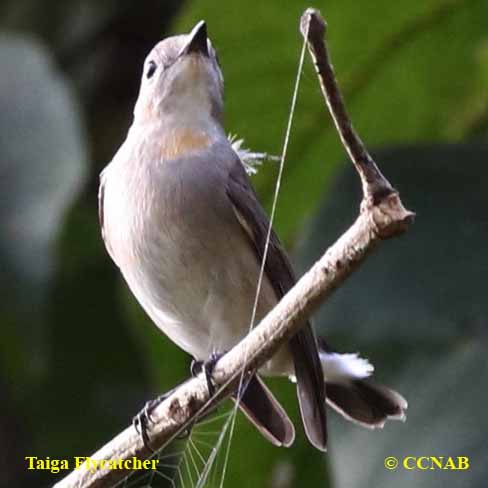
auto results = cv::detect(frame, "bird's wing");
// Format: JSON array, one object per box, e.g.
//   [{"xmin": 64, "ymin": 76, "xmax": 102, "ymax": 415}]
[
  {"xmin": 98, "ymin": 172, "xmax": 108, "ymax": 248},
  {"xmin": 226, "ymin": 157, "xmax": 327, "ymax": 451},
  {"xmin": 98, "ymin": 173, "xmax": 106, "ymax": 239},
  {"xmin": 98, "ymin": 170, "xmax": 116, "ymax": 262}
]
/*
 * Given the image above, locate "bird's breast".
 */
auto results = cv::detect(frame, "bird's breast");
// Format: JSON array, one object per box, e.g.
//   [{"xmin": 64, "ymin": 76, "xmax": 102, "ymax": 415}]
[
  {"xmin": 156, "ymin": 127, "xmax": 213, "ymax": 161},
  {"xmin": 101, "ymin": 144, "xmax": 278, "ymax": 360}
]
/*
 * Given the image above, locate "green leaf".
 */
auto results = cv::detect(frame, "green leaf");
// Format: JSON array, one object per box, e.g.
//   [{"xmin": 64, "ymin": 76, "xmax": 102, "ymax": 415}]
[{"xmin": 297, "ymin": 143, "xmax": 488, "ymax": 488}]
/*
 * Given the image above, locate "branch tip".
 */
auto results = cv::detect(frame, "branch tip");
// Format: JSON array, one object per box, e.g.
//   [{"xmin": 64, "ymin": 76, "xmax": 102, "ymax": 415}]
[{"xmin": 300, "ymin": 8, "xmax": 327, "ymax": 39}]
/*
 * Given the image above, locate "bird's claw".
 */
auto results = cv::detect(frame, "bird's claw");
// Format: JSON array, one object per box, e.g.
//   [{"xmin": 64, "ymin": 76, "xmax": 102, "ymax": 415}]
[
  {"xmin": 133, "ymin": 394, "xmax": 168, "ymax": 452},
  {"xmin": 191, "ymin": 351, "xmax": 225, "ymax": 397}
]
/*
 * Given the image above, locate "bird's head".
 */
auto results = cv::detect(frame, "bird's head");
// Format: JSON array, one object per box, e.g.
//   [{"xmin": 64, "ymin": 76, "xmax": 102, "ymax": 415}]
[{"xmin": 133, "ymin": 21, "xmax": 224, "ymax": 127}]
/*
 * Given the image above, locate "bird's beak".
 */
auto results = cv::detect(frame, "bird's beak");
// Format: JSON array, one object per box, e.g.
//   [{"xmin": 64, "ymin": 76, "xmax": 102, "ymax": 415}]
[{"xmin": 180, "ymin": 21, "xmax": 209, "ymax": 57}]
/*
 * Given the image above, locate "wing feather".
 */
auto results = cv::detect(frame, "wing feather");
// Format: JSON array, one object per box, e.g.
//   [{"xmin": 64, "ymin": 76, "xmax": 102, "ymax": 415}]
[{"xmin": 226, "ymin": 157, "xmax": 327, "ymax": 451}]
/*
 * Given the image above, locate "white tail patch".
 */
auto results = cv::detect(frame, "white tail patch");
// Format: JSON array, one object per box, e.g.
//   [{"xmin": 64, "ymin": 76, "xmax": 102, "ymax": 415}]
[{"xmin": 320, "ymin": 351, "xmax": 374, "ymax": 382}]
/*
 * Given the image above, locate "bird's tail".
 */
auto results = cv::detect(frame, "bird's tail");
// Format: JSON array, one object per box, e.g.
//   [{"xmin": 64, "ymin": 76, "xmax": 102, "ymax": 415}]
[
  {"xmin": 318, "ymin": 340, "xmax": 408, "ymax": 428},
  {"xmin": 233, "ymin": 375, "xmax": 295, "ymax": 447},
  {"xmin": 232, "ymin": 346, "xmax": 406, "ymax": 449}
]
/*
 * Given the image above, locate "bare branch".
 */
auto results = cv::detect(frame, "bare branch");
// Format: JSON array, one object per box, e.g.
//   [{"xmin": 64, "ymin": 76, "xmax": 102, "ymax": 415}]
[
  {"xmin": 54, "ymin": 9, "xmax": 413, "ymax": 488},
  {"xmin": 301, "ymin": 9, "xmax": 395, "ymax": 206}
]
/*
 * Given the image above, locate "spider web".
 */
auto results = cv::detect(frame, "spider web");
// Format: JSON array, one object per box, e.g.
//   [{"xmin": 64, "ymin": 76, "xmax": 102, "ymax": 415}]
[{"xmin": 114, "ymin": 406, "xmax": 234, "ymax": 488}]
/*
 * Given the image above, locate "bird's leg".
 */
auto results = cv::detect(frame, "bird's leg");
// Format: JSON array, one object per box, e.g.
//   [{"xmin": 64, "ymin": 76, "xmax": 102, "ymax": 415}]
[
  {"xmin": 191, "ymin": 351, "xmax": 225, "ymax": 397},
  {"xmin": 190, "ymin": 358, "xmax": 204, "ymax": 377}
]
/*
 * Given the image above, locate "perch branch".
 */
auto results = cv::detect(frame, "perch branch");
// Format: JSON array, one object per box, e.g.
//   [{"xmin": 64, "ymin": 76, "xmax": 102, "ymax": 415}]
[{"xmin": 54, "ymin": 8, "xmax": 413, "ymax": 488}]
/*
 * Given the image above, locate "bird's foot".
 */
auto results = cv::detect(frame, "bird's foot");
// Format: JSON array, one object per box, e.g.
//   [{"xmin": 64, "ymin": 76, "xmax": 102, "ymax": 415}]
[
  {"xmin": 133, "ymin": 394, "xmax": 166, "ymax": 452},
  {"xmin": 191, "ymin": 351, "xmax": 225, "ymax": 397},
  {"xmin": 133, "ymin": 388, "xmax": 191, "ymax": 451}
]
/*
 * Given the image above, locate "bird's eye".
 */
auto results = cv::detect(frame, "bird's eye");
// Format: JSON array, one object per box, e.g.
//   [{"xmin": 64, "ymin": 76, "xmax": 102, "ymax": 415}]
[{"xmin": 146, "ymin": 60, "xmax": 157, "ymax": 79}]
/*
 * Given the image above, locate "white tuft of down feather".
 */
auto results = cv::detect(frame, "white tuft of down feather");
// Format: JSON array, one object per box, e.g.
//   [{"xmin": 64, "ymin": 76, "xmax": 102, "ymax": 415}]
[{"xmin": 228, "ymin": 134, "xmax": 279, "ymax": 175}]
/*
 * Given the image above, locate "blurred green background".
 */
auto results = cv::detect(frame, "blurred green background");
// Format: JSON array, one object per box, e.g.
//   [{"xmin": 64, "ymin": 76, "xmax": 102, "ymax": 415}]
[{"xmin": 1, "ymin": 0, "xmax": 487, "ymax": 487}]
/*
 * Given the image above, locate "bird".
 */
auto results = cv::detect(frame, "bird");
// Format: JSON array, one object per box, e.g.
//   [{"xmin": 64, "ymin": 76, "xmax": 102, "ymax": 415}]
[{"xmin": 98, "ymin": 20, "xmax": 407, "ymax": 451}]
